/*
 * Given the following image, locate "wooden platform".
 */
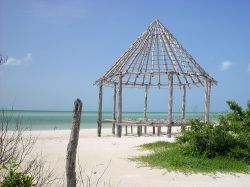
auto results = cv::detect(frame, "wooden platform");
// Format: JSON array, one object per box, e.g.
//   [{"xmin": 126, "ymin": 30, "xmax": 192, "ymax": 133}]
[{"xmin": 101, "ymin": 119, "xmax": 188, "ymax": 136}]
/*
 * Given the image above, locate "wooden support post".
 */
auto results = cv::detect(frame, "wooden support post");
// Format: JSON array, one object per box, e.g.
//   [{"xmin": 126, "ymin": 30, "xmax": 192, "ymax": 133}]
[
  {"xmin": 204, "ymin": 78, "xmax": 211, "ymax": 123},
  {"xmin": 167, "ymin": 73, "xmax": 173, "ymax": 138},
  {"xmin": 112, "ymin": 83, "xmax": 117, "ymax": 135},
  {"xmin": 137, "ymin": 126, "xmax": 142, "ymax": 137},
  {"xmin": 137, "ymin": 126, "xmax": 140, "ymax": 136},
  {"xmin": 131, "ymin": 126, "xmax": 133, "ymax": 134},
  {"xmin": 157, "ymin": 126, "xmax": 161, "ymax": 136},
  {"xmin": 117, "ymin": 73, "xmax": 123, "ymax": 137},
  {"xmin": 144, "ymin": 85, "xmax": 148, "ymax": 134},
  {"xmin": 97, "ymin": 85, "xmax": 103, "ymax": 137},
  {"xmin": 125, "ymin": 126, "xmax": 128, "ymax": 136},
  {"xmin": 181, "ymin": 85, "xmax": 186, "ymax": 132},
  {"xmin": 66, "ymin": 99, "xmax": 82, "ymax": 187},
  {"xmin": 153, "ymin": 127, "xmax": 155, "ymax": 134}
]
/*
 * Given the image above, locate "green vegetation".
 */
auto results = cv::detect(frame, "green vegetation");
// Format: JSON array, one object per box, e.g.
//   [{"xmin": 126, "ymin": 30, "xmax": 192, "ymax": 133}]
[
  {"xmin": 133, "ymin": 100, "xmax": 250, "ymax": 173},
  {"xmin": 0, "ymin": 168, "xmax": 33, "ymax": 187}
]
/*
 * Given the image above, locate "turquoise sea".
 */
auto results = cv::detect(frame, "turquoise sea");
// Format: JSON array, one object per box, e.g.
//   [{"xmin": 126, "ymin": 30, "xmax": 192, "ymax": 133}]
[{"xmin": 1, "ymin": 111, "xmax": 223, "ymax": 130}]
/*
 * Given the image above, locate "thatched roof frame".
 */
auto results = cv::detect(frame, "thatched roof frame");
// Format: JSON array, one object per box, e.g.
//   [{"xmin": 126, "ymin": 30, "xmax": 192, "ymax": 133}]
[{"xmin": 95, "ymin": 19, "xmax": 217, "ymax": 88}]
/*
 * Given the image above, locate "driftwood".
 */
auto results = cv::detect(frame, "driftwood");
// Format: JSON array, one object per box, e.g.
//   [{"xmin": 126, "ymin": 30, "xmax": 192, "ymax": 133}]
[{"xmin": 66, "ymin": 99, "xmax": 82, "ymax": 187}]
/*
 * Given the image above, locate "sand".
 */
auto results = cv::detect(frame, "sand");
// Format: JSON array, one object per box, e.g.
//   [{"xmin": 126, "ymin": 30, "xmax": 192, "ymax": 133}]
[{"xmin": 31, "ymin": 128, "xmax": 250, "ymax": 187}]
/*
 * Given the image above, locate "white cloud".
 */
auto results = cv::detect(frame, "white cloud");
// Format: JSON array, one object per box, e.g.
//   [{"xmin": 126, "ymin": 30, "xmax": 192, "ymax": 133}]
[
  {"xmin": 219, "ymin": 60, "xmax": 232, "ymax": 71},
  {"xmin": 247, "ymin": 64, "xmax": 250, "ymax": 73},
  {"xmin": 5, "ymin": 53, "xmax": 32, "ymax": 66}
]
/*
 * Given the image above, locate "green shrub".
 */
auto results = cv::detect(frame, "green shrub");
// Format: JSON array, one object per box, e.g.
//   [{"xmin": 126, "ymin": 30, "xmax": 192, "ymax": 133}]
[
  {"xmin": 134, "ymin": 141, "xmax": 250, "ymax": 173},
  {"xmin": 0, "ymin": 169, "xmax": 33, "ymax": 187},
  {"xmin": 177, "ymin": 100, "xmax": 250, "ymax": 163}
]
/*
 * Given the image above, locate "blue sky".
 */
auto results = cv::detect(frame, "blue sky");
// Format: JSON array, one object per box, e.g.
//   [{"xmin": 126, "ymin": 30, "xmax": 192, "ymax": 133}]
[{"xmin": 0, "ymin": 0, "xmax": 249, "ymax": 112}]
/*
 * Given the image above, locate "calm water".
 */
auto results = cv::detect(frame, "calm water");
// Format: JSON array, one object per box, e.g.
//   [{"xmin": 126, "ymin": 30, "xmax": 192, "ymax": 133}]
[{"xmin": 1, "ymin": 110, "xmax": 223, "ymax": 130}]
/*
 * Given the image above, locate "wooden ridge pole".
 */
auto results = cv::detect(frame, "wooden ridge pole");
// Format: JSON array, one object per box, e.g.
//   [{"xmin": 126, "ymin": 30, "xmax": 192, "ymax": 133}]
[
  {"xmin": 117, "ymin": 72, "xmax": 123, "ymax": 137},
  {"xmin": 97, "ymin": 84, "xmax": 103, "ymax": 137},
  {"xmin": 112, "ymin": 83, "xmax": 117, "ymax": 135},
  {"xmin": 167, "ymin": 73, "xmax": 173, "ymax": 138}
]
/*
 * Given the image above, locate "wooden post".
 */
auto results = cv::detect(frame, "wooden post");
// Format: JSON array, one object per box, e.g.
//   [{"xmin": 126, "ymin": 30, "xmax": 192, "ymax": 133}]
[
  {"xmin": 125, "ymin": 126, "xmax": 128, "ymax": 136},
  {"xmin": 157, "ymin": 126, "xmax": 161, "ymax": 136},
  {"xmin": 181, "ymin": 85, "xmax": 186, "ymax": 132},
  {"xmin": 144, "ymin": 85, "xmax": 148, "ymax": 134},
  {"xmin": 137, "ymin": 126, "xmax": 141, "ymax": 137},
  {"xmin": 153, "ymin": 126, "xmax": 155, "ymax": 134},
  {"xmin": 112, "ymin": 83, "xmax": 117, "ymax": 135},
  {"xmin": 97, "ymin": 84, "xmax": 103, "ymax": 137},
  {"xmin": 66, "ymin": 99, "xmax": 82, "ymax": 187},
  {"xmin": 167, "ymin": 73, "xmax": 173, "ymax": 138},
  {"xmin": 204, "ymin": 78, "xmax": 211, "ymax": 123},
  {"xmin": 117, "ymin": 73, "xmax": 123, "ymax": 137}
]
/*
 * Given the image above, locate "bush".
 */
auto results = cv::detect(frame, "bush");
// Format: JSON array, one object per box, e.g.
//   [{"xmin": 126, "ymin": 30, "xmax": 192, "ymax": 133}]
[
  {"xmin": 0, "ymin": 110, "xmax": 56, "ymax": 186},
  {"xmin": 1, "ymin": 168, "xmax": 33, "ymax": 187},
  {"xmin": 177, "ymin": 100, "xmax": 250, "ymax": 163}
]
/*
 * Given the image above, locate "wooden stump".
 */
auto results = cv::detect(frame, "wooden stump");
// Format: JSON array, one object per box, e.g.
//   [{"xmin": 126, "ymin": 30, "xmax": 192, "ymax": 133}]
[{"xmin": 66, "ymin": 99, "xmax": 82, "ymax": 187}]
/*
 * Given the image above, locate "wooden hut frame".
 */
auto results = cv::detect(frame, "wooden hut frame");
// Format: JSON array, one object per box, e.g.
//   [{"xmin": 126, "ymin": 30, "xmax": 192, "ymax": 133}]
[{"xmin": 95, "ymin": 19, "xmax": 217, "ymax": 137}]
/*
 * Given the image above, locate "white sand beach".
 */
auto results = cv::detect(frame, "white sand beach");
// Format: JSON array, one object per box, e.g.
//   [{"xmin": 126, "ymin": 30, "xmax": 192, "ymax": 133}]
[{"xmin": 31, "ymin": 128, "xmax": 250, "ymax": 187}]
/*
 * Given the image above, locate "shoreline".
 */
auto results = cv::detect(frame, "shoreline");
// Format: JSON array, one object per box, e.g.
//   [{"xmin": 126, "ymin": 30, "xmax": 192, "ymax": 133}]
[{"xmin": 28, "ymin": 128, "xmax": 250, "ymax": 187}]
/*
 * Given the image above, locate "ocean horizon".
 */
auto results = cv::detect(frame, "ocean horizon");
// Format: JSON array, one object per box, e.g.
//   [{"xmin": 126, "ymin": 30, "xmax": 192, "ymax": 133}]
[{"xmin": 1, "ymin": 110, "xmax": 225, "ymax": 130}]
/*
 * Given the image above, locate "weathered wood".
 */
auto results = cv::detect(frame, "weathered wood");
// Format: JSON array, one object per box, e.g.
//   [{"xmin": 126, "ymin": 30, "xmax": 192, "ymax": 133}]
[
  {"xmin": 97, "ymin": 85, "xmax": 103, "ymax": 137},
  {"xmin": 153, "ymin": 126, "xmax": 155, "ymax": 134},
  {"xmin": 66, "ymin": 99, "xmax": 82, "ymax": 187},
  {"xmin": 117, "ymin": 73, "xmax": 123, "ymax": 137},
  {"xmin": 94, "ymin": 20, "xmax": 217, "ymax": 138},
  {"xmin": 95, "ymin": 20, "xmax": 217, "ymax": 88},
  {"xmin": 112, "ymin": 83, "xmax": 117, "ymax": 135},
  {"xmin": 131, "ymin": 125, "xmax": 133, "ymax": 134},
  {"xmin": 157, "ymin": 126, "xmax": 161, "ymax": 136},
  {"xmin": 181, "ymin": 85, "xmax": 186, "ymax": 132},
  {"xmin": 167, "ymin": 73, "xmax": 173, "ymax": 138},
  {"xmin": 137, "ymin": 126, "xmax": 142, "ymax": 136},
  {"xmin": 144, "ymin": 85, "xmax": 148, "ymax": 134},
  {"xmin": 204, "ymin": 78, "xmax": 211, "ymax": 123},
  {"xmin": 116, "ymin": 120, "xmax": 188, "ymax": 127}
]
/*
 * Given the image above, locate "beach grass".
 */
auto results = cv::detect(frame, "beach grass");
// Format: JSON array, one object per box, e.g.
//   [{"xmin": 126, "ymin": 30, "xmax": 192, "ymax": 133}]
[{"xmin": 132, "ymin": 141, "xmax": 250, "ymax": 174}]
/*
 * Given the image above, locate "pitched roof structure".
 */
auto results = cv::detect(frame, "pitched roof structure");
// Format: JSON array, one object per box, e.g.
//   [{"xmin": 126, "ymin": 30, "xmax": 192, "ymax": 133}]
[{"xmin": 95, "ymin": 19, "xmax": 217, "ymax": 88}]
